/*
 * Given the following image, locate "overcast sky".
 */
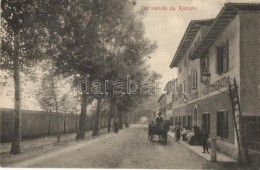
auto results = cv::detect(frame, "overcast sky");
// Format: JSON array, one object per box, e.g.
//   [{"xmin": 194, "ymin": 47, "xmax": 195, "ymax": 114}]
[{"xmin": 136, "ymin": 0, "xmax": 260, "ymax": 88}]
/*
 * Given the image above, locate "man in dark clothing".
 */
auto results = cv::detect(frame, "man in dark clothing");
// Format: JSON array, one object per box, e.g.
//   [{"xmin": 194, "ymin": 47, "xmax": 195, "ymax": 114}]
[
  {"xmin": 202, "ymin": 130, "xmax": 209, "ymax": 153},
  {"xmin": 155, "ymin": 112, "xmax": 163, "ymax": 125},
  {"xmin": 175, "ymin": 124, "xmax": 182, "ymax": 141}
]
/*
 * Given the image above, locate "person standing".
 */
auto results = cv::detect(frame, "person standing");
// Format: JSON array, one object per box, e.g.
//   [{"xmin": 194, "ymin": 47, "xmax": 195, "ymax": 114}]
[
  {"xmin": 175, "ymin": 123, "xmax": 181, "ymax": 141},
  {"xmin": 202, "ymin": 129, "xmax": 209, "ymax": 153}
]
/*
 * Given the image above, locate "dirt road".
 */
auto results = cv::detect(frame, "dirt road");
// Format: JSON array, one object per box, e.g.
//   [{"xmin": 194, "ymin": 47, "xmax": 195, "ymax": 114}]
[{"xmin": 14, "ymin": 125, "xmax": 238, "ymax": 169}]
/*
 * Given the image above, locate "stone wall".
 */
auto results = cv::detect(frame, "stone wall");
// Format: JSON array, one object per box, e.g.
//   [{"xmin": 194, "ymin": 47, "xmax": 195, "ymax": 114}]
[{"xmin": 0, "ymin": 108, "xmax": 109, "ymax": 143}]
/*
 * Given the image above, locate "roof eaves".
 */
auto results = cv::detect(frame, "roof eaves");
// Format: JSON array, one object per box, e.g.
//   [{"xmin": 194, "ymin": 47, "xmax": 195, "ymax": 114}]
[
  {"xmin": 169, "ymin": 21, "xmax": 200, "ymax": 68},
  {"xmin": 190, "ymin": 3, "xmax": 260, "ymax": 59},
  {"xmin": 170, "ymin": 19, "xmax": 214, "ymax": 68},
  {"xmin": 190, "ymin": 4, "xmax": 236, "ymax": 59},
  {"xmin": 157, "ymin": 93, "xmax": 166, "ymax": 103}
]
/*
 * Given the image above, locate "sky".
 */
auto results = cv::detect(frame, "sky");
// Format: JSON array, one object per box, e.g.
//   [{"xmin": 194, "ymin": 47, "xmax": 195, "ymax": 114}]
[{"xmin": 135, "ymin": 0, "xmax": 260, "ymax": 88}]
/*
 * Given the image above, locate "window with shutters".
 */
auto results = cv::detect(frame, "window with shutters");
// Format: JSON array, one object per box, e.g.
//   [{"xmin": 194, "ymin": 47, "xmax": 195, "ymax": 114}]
[
  {"xmin": 216, "ymin": 41, "xmax": 229, "ymax": 75},
  {"xmin": 202, "ymin": 113, "xmax": 210, "ymax": 134},
  {"xmin": 184, "ymin": 57, "xmax": 187, "ymax": 67},
  {"xmin": 183, "ymin": 80, "xmax": 187, "ymax": 94},
  {"xmin": 178, "ymin": 64, "xmax": 182, "ymax": 73},
  {"xmin": 217, "ymin": 111, "xmax": 228, "ymax": 138},
  {"xmin": 201, "ymin": 53, "xmax": 209, "ymax": 82},
  {"xmin": 183, "ymin": 116, "xmax": 187, "ymax": 128},
  {"xmin": 191, "ymin": 69, "xmax": 197, "ymax": 89},
  {"xmin": 187, "ymin": 115, "xmax": 192, "ymax": 130},
  {"xmin": 178, "ymin": 83, "xmax": 183, "ymax": 98},
  {"xmin": 170, "ymin": 117, "xmax": 173, "ymax": 126},
  {"xmin": 175, "ymin": 117, "xmax": 178, "ymax": 126},
  {"xmin": 167, "ymin": 103, "xmax": 172, "ymax": 111},
  {"xmin": 188, "ymin": 75, "xmax": 191, "ymax": 93}
]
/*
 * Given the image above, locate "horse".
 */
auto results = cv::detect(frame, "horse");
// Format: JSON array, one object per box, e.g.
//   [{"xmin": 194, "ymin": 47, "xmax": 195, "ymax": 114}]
[{"xmin": 158, "ymin": 120, "xmax": 170, "ymax": 144}]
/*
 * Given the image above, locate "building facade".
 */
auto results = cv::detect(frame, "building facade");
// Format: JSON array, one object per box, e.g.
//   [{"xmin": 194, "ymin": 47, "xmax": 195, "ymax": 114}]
[
  {"xmin": 157, "ymin": 80, "xmax": 175, "ymax": 121},
  {"xmin": 169, "ymin": 3, "xmax": 260, "ymax": 159}
]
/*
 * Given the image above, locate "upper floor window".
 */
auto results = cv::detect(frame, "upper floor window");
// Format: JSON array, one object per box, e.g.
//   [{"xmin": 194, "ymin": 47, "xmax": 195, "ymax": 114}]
[
  {"xmin": 167, "ymin": 103, "xmax": 172, "ymax": 111},
  {"xmin": 188, "ymin": 75, "xmax": 191, "ymax": 93},
  {"xmin": 184, "ymin": 57, "xmax": 187, "ymax": 68},
  {"xmin": 183, "ymin": 80, "xmax": 187, "ymax": 94},
  {"xmin": 201, "ymin": 53, "xmax": 209, "ymax": 82},
  {"xmin": 191, "ymin": 69, "xmax": 197, "ymax": 89},
  {"xmin": 201, "ymin": 53, "xmax": 209, "ymax": 73},
  {"xmin": 178, "ymin": 83, "xmax": 183, "ymax": 97},
  {"xmin": 178, "ymin": 64, "xmax": 182, "ymax": 73},
  {"xmin": 216, "ymin": 41, "xmax": 229, "ymax": 75}
]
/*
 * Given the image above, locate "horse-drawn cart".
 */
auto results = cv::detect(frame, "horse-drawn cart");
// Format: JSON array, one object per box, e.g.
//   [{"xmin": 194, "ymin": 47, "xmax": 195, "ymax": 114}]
[{"xmin": 148, "ymin": 121, "xmax": 169, "ymax": 144}]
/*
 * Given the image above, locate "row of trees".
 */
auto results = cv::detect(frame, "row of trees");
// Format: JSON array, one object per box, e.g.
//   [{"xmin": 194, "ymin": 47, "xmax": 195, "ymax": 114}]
[{"xmin": 1, "ymin": 0, "xmax": 160, "ymax": 154}]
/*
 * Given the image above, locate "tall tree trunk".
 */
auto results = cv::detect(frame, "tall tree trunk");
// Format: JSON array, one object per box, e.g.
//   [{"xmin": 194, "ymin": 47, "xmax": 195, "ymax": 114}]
[
  {"xmin": 48, "ymin": 107, "xmax": 52, "ymax": 136},
  {"xmin": 113, "ymin": 97, "xmax": 119, "ymax": 133},
  {"xmin": 129, "ymin": 112, "xmax": 132, "ymax": 124},
  {"xmin": 75, "ymin": 116, "xmax": 78, "ymax": 132},
  {"xmin": 52, "ymin": 81, "xmax": 60, "ymax": 143},
  {"xmin": 76, "ymin": 93, "xmax": 87, "ymax": 140},
  {"xmin": 55, "ymin": 97, "xmax": 60, "ymax": 143},
  {"xmin": 92, "ymin": 98, "xmax": 102, "ymax": 136},
  {"xmin": 10, "ymin": 31, "xmax": 22, "ymax": 155},
  {"xmin": 118, "ymin": 111, "xmax": 123, "ymax": 129},
  {"xmin": 63, "ymin": 111, "xmax": 66, "ymax": 134},
  {"xmin": 107, "ymin": 97, "xmax": 114, "ymax": 133},
  {"xmin": 107, "ymin": 111, "xmax": 112, "ymax": 133}
]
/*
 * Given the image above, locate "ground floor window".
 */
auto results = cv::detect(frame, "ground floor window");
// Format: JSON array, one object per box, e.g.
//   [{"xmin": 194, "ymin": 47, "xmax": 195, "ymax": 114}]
[
  {"xmin": 183, "ymin": 116, "xmax": 187, "ymax": 128},
  {"xmin": 217, "ymin": 111, "xmax": 228, "ymax": 138},
  {"xmin": 187, "ymin": 115, "xmax": 192, "ymax": 130},
  {"xmin": 202, "ymin": 113, "xmax": 210, "ymax": 134},
  {"xmin": 170, "ymin": 117, "xmax": 173, "ymax": 126},
  {"xmin": 175, "ymin": 117, "xmax": 178, "ymax": 126}
]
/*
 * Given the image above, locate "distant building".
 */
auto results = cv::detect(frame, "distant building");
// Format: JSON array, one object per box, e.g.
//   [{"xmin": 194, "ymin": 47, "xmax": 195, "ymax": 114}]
[
  {"xmin": 169, "ymin": 3, "xmax": 260, "ymax": 159},
  {"xmin": 157, "ymin": 93, "xmax": 166, "ymax": 118}
]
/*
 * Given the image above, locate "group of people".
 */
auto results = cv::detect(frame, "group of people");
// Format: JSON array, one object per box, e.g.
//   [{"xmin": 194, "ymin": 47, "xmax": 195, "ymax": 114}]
[
  {"xmin": 175, "ymin": 125, "xmax": 210, "ymax": 154},
  {"xmin": 153, "ymin": 112, "xmax": 210, "ymax": 154}
]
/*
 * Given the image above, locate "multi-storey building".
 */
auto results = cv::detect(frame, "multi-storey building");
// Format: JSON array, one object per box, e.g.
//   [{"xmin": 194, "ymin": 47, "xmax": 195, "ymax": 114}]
[
  {"xmin": 169, "ymin": 3, "xmax": 260, "ymax": 159},
  {"xmin": 157, "ymin": 93, "xmax": 166, "ymax": 118},
  {"xmin": 157, "ymin": 80, "xmax": 175, "ymax": 121}
]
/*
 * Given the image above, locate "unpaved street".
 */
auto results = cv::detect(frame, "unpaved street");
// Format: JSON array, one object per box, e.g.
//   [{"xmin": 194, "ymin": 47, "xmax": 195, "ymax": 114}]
[{"xmin": 19, "ymin": 125, "xmax": 237, "ymax": 169}]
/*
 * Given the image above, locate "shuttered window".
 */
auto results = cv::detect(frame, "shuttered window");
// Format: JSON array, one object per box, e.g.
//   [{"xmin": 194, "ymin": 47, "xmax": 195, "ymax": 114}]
[
  {"xmin": 217, "ymin": 111, "xmax": 228, "ymax": 138},
  {"xmin": 188, "ymin": 75, "xmax": 191, "ymax": 92},
  {"xmin": 191, "ymin": 69, "xmax": 197, "ymax": 89},
  {"xmin": 183, "ymin": 80, "xmax": 187, "ymax": 94},
  {"xmin": 216, "ymin": 41, "xmax": 229, "ymax": 74},
  {"xmin": 202, "ymin": 113, "xmax": 210, "ymax": 134},
  {"xmin": 183, "ymin": 116, "xmax": 187, "ymax": 128},
  {"xmin": 187, "ymin": 115, "xmax": 192, "ymax": 130},
  {"xmin": 179, "ymin": 83, "xmax": 183, "ymax": 97},
  {"xmin": 201, "ymin": 53, "xmax": 209, "ymax": 82}
]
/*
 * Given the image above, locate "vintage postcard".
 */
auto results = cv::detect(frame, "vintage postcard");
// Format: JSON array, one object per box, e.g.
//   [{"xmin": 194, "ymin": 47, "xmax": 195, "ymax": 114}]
[{"xmin": 1, "ymin": 0, "xmax": 260, "ymax": 169}]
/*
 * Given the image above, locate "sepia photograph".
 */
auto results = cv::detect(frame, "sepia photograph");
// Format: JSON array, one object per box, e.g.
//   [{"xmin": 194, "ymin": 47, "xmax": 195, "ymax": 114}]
[{"xmin": 0, "ymin": 0, "xmax": 260, "ymax": 169}]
